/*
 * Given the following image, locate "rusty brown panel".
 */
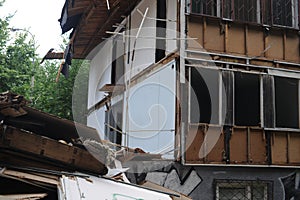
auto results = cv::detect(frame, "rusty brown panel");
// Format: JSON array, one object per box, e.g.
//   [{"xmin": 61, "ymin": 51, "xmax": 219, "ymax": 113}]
[
  {"xmin": 205, "ymin": 20, "xmax": 224, "ymax": 52},
  {"xmin": 271, "ymin": 132, "xmax": 288, "ymax": 164},
  {"xmin": 187, "ymin": 20, "xmax": 204, "ymax": 49},
  {"xmin": 285, "ymin": 32, "xmax": 300, "ymax": 62},
  {"xmin": 267, "ymin": 31, "xmax": 284, "ymax": 60},
  {"xmin": 230, "ymin": 128, "xmax": 247, "ymax": 164},
  {"xmin": 247, "ymin": 26, "xmax": 264, "ymax": 57},
  {"xmin": 249, "ymin": 129, "xmax": 267, "ymax": 164},
  {"xmin": 288, "ymin": 133, "xmax": 300, "ymax": 164},
  {"xmin": 227, "ymin": 24, "xmax": 245, "ymax": 55},
  {"xmin": 206, "ymin": 126, "xmax": 224, "ymax": 163},
  {"xmin": 185, "ymin": 125, "xmax": 205, "ymax": 163}
]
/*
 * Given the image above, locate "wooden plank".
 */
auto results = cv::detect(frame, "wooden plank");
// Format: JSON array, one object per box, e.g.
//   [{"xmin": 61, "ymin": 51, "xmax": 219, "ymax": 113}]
[
  {"xmin": 288, "ymin": 133, "xmax": 300, "ymax": 164},
  {"xmin": 227, "ymin": 24, "xmax": 245, "ymax": 55},
  {"xmin": 230, "ymin": 127, "xmax": 247, "ymax": 164},
  {"xmin": 267, "ymin": 30, "xmax": 284, "ymax": 60},
  {"xmin": 271, "ymin": 132, "xmax": 288, "ymax": 164},
  {"xmin": 206, "ymin": 127, "xmax": 224, "ymax": 163},
  {"xmin": 142, "ymin": 181, "xmax": 192, "ymax": 200},
  {"xmin": 247, "ymin": 26, "xmax": 264, "ymax": 57},
  {"xmin": 285, "ymin": 31, "xmax": 300, "ymax": 62},
  {"xmin": 185, "ymin": 125, "xmax": 205, "ymax": 163},
  {"xmin": 249, "ymin": 129, "xmax": 267, "ymax": 164},
  {"xmin": 0, "ymin": 126, "xmax": 107, "ymax": 175},
  {"xmin": 187, "ymin": 19, "xmax": 203, "ymax": 49},
  {"xmin": 3, "ymin": 169, "xmax": 59, "ymax": 185},
  {"xmin": 205, "ymin": 19, "xmax": 224, "ymax": 52}
]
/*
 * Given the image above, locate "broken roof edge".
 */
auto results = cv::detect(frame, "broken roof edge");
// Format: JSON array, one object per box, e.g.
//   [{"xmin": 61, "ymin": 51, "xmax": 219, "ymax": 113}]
[{"xmin": 58, "ymin": 0, "xmax": 142, "ymax": 59}]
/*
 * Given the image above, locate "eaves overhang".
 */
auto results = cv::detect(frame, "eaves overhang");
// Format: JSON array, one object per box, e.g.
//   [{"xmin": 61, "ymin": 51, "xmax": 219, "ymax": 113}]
[{"xmin": 59, "ymin": 0, "xmax": 141, "ymax": 59}]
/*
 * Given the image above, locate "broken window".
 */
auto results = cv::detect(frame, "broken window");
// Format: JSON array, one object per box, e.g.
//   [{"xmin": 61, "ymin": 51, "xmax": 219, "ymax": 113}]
[
  {"xmin": 156, "ymin": 0, "xmax": 167, "ymax": 62},
  {"xmin": 111, "ymin": 36, "xmax": 125, "ymax": 85},
  {"xmin": 275, "ymin": 77, "xmax": 299, "ymax": 129},
  {"xmin": 191, "ymin": 0, "xmax": 218, "ymax": 16},
  {"xmin": 105, "ymin": 101, "xmax": 123, "ymax": 145},
  {"xmin": 234, "ymin": 72, "xmax": 261, "ymax": 126},
  {"xmin": 215, "ymin": 180, "xmax": 271, "ymax": 200},
  {"xmin": 190, "ymin": 67, "xmax": 220, "ymax": 124}
]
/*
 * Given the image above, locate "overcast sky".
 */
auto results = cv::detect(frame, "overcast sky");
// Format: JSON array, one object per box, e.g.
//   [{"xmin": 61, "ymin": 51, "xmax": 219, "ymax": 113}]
[{"xmin": 0, "ymin": 0, "xmax": 66, "ymax": 56}]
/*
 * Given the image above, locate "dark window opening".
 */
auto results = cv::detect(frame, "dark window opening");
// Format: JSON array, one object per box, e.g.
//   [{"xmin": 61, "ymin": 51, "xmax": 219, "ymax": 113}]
[
  {"xmin": 0, "ymin": 176, "xmax": 58, "ymax": 200},
  {"xmin": 111, "ymin": 37, "xmax": 125, "ymax": 85},
  {"xmin": 272, "ymin": 0, "xmax": 293, "ymax": 27},
  {"xmin": 156, "ymin": 0, "xmax": 166, "ymax": 62},
  {"xmin": 222, "ymin": 0, "xmax": 232, "ymax": 19},
  {"xmin": 191, "ymin": 0, "xmax": 218, "ymax": 16},
  {"xmin": 190, "ymin": 67, "xmax": 219, "ymax": 124},
  {"xmin": 105, "ymin": 102, "xmax": 123, "ymax": 146},
  {"xmin": 234, "ymin": 0, "xmax": 258, "ymax": 22},
  {"xmin": 234, "ymin": 72, "xmax": 260, "ymax": 126},
  {"xmin": 222, "ymin": 71, "xmax": 234, "ymax": 126},
  {"xmin": 275, "ymin": 77, "xmax": 299, "ymax": 128}
]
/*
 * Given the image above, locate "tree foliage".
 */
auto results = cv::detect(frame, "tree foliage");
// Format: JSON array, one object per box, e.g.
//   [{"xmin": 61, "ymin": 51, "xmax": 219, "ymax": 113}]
[
  {"xmin": 0, "ymin": 3, "xmax": 89, "ymax": 122},
  {"xmin": 32, "ymin": 60, "xmax": 89, "ymax": 123}
]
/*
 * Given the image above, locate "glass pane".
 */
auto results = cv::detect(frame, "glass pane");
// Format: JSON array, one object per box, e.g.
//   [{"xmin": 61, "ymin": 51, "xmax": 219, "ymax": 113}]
[{"xmin": 219, "ymin": 187, "xmax": 247, "ymax": 200}]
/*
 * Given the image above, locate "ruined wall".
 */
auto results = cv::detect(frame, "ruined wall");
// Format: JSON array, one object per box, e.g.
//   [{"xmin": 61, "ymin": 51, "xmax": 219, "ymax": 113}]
[{"xmin": 187, "ymin": 16, "xmax": 300, "ymax": 63}]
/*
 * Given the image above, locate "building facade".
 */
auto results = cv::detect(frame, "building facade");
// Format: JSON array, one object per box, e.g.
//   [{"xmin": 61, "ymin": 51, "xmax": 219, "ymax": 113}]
[{"xmin": 59, "ymin": 0, "xmax": 300, "ymax": 199}]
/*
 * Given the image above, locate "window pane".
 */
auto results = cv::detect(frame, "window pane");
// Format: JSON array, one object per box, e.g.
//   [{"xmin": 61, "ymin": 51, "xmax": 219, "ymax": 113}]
[
  {"xmin": 252, "ymin": 185, "xmax": 266, "ymax": 200},
  {"xmin": 219, "ymin": 188, "xmax": 247, "ymax": 200},
  {"xmin": 190, "ymin": 68, "xmax": 219, "ymax": 124},
  {"xmin": 234, "ymin": 72, "xmax": 260, "ymax": 126},
  {"xmin": 234, "ymin": 0, "xmax": 258, "ymax": 22},
  {"xmin": 273, "ymin": 0, "xmax": 293, "ymax": 27},
  {"xmin": 275, "ymin": 77, "xmax": 299, "ymax": 128},
  {"xmin": 222, "ymin": 0, "xmax": 232, "ymax": 19},
  {"xmin": 191, "ymin": 0, "xmax": 217, "ymax": 16}
]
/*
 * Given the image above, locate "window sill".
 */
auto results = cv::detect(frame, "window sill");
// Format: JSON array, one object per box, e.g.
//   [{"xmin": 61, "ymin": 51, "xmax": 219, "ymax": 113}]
[{"xmin": 264, "ymin": 127, "xmax": 300, "ymax": 132}]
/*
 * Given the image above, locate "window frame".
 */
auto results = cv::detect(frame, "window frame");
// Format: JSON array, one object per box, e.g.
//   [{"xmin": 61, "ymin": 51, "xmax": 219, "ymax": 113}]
[
  {"xmin": 265, "ymin": 69, "xmax": 300, "ymax": 130},
  {"xmin": 189, "ymin": 0, "xmax": 300, "ymax": 29},
  {"xmin": 188, "ymin": 66, "xmax": 223, "ymax": 125},
  {"xmin": 214, "ymin": 179, "xmax": 272, "ymax": 200}
]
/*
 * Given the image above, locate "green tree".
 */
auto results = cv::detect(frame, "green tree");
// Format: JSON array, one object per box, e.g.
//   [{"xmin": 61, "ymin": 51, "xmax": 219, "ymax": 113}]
[
  {"xmin": 0, "ymin": 1, "xmax": 89, "ymax": 122},
  {"xmin": 0, "ymin": 10, "xmax": 37, "ymax": 99},
  {"xmin": 32, "ymin": 59, "xmax": 89, "ymax": 123}
]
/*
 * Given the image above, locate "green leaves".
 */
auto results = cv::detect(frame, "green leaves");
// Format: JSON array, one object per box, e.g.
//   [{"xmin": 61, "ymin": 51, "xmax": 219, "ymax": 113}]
[{"xmin": 0, "ymin": 2, "xmax": 87, "ymax": 122}]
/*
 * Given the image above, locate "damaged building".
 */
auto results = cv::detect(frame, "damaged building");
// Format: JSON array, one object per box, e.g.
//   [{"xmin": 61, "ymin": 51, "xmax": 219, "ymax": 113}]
[
  {"xmin": 45, "ymin": 0, "xmax": 300, "ymax": 199},
  {"xmin": 0, "ymin": 92, "xmax": 188, "ymax": 199}
]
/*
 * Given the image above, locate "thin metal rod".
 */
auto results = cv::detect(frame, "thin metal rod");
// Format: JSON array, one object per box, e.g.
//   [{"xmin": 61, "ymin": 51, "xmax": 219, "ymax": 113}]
[
  {"xmin": 106, "ymin": 0, "xmax": 110, "ymax": 10},
  {"xmin": 106, "ymin": 31, "xmax": 196, "ymax": 40},
  {"xmin": 125, "ymin": 8, "xmax": 149, "ymax": 147},
  {"xmin": 136, "ymin": 8, "xmax": 177, "ymax": 22}
]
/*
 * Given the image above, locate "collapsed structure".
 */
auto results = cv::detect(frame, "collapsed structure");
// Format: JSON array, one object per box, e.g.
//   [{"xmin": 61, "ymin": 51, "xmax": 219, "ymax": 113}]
[
  {"xmin": 48, "ymin": 0, "xmax": 300, "ymax": 199},
  {"xmin": 0, "ymin": 92, "xmax": 190, "ymax": 199}
]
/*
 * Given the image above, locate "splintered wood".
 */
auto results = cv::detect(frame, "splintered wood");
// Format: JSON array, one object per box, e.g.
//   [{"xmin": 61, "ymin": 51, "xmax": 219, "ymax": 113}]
[{"xmin": 0, "ymin": 91, "xmax": 28, "ymax": 117}]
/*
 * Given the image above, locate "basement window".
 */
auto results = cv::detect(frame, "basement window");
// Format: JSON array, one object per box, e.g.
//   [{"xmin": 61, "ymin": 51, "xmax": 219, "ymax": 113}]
[
  {"xmin": 275, "ymin": 77, "xmax": 299, "ymax": 129},
  {"xmin": 234, "ymin": 72, "xmax": 260, "ymax": 126},
  {"xmin": 215, "ymin": 180, "xmax": 271, "ymax": 200},
  {"xmin": 190, "ymin": 67, "xmax": 220, "ymax": 124}
]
